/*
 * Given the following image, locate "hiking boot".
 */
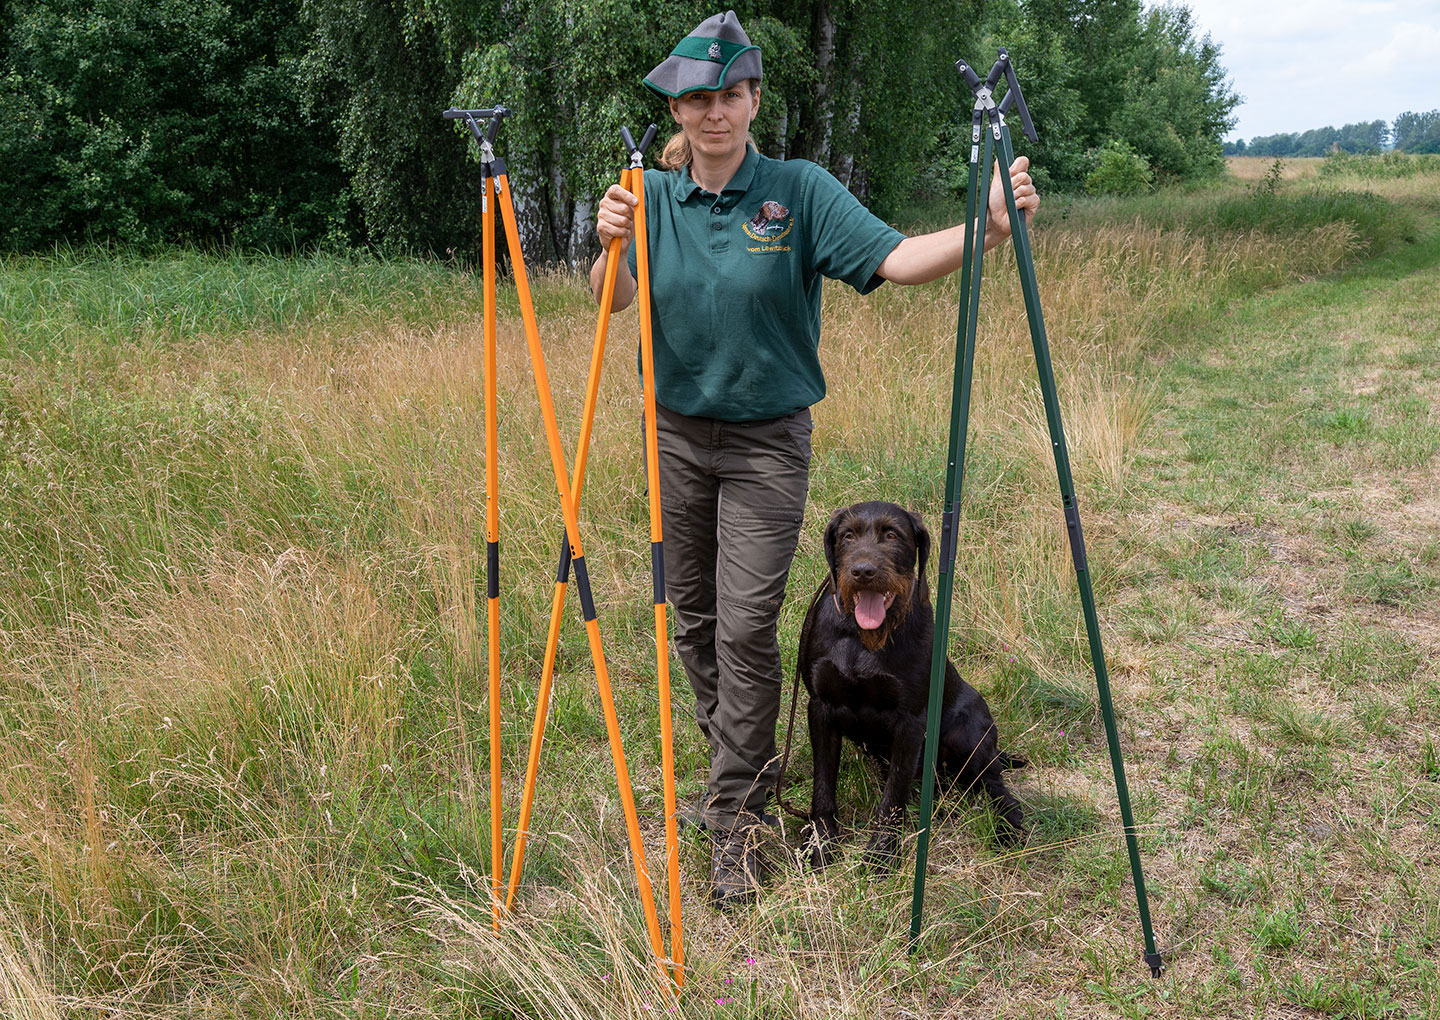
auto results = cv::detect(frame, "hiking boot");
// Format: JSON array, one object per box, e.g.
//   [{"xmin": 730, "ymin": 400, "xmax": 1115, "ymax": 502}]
[
  {"xmin": 679, "ymin": 795, "xmax": 779, "ymax": 838},
  {"xmin": 710, "ymin": 830, "xmax": 764, "ymax": 911}
]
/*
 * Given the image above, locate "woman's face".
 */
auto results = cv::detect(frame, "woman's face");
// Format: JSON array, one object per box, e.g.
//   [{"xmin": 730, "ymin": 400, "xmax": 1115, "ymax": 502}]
[{"xmin": 668, "ymin": 82, "xmax": 760, "ymax": 161}]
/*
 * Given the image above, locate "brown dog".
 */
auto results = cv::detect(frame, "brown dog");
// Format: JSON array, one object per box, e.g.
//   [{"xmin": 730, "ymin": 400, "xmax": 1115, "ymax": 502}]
[{"xmin": 797, "ymin": 501, "xmax": 1026, "ymax": 866}]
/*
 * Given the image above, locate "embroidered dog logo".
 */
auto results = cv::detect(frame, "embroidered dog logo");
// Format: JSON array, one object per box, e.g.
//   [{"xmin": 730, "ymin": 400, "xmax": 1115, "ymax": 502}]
[{"xmin": 748, "ymin": 201, "xmax": 789, "ymax": 233}]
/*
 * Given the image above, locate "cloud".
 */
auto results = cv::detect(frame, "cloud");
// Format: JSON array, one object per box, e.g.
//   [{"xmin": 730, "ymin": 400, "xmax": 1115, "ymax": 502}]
[
  {"xmin": 1170, "ymin": 0, "xmax": 1440, "ymax": 138},
  {"xmin": 1341, "ymin": 22, "xmax": 1440, "ymax": 76}
]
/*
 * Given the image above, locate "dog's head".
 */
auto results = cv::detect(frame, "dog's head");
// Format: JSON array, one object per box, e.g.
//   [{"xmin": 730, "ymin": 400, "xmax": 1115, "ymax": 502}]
[{"xmin": 823, "ymin": 501, "xmax": 931, "ymax": 651}]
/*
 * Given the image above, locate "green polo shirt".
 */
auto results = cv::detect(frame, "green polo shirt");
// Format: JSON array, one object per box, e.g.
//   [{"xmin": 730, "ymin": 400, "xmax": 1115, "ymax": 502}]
[{"xmin": 627, "ymin": 148, "xmax": 904, "ymax": 422}]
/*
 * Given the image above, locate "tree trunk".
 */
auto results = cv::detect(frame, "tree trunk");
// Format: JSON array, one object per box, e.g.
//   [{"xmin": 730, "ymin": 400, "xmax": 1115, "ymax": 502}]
[
  {"xmin": 793, "ymin": 1, "xmax": 836, "ymax": 165},
  {"xmin": 832, "ymin": 94, "xmax": 862, "ymax": 188},
  {"xmin": 569, "ymin": 199, "xmax": 595, "ymax": 266},
  {"xmin": 509, "ymin": 173, "xmax": 547, "ymax": 266}
]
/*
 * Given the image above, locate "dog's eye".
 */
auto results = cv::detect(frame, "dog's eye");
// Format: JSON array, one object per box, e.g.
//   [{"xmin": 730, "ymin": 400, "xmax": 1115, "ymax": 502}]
[{"xmin": 882, "ymin": 529, "xmax": 898, "ymax": 541}]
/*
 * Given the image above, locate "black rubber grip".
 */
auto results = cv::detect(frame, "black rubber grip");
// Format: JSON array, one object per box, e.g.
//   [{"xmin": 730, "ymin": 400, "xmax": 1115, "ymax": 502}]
[
  {"xmin": 555, "ymin": 534, "xmax": 572, "ymax": 583},
  {"xmin": 986, "ymin": 51, "xmax": 1006, "ymax": 89},
  {"xmin": 638, "ymin": 123, "xmax": 658, "ymax": 154},
  {"xmin": 652, "ymin": 541, "xmax": 665, "ymax": 604},
  {"xmin": 621, "ymin": 126, "xmax": 637, "ymax": 153},
  {"xmin": 937, "ymin": 507, "xmax": 957, "ymax": 575},
  {"xmin": 484, "ymin": 106, "xmax": 509, "ymax": 143},
  {"xmin": 487, "ymin": 541, "xmax": 499, "ymax": 599},
  {"xmin": 999, "ymin": 50, "xmax": 1038, "ymax": 142},
  {"xmin": 1064, "ymin": 505, "xmax": 1088, "ymax": 573},
  {"xmin": 572, "ymin": 555, "xmax": 597, "ymax": 622},
  {"xmin": 443, "ymin": 107, "xmax": 497, "ymax": 120}
]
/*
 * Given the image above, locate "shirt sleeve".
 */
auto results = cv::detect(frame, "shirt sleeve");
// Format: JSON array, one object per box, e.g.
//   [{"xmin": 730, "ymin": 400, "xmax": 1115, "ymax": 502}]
[{"xmin": 801, "ymin": 162, "xmax": 906, "ymax": 295}]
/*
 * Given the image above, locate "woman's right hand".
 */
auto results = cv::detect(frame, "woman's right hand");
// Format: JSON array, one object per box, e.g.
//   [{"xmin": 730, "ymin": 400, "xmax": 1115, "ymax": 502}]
[{"xmin": 596, "ymin": 183, "xmax": 639, "ymax": 249}]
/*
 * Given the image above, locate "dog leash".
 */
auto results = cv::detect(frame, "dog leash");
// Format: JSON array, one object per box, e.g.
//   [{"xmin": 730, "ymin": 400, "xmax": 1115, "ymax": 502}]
[{"xmin": 773, "ymin": 575, "xmax": 833, "ymax": 823}]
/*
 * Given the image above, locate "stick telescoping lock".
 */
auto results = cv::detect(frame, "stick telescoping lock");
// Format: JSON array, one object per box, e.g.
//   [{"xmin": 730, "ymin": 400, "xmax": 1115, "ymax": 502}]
[{"xmin": 906, "ymin": 51, "xmax": 1164, "ymax": 978}]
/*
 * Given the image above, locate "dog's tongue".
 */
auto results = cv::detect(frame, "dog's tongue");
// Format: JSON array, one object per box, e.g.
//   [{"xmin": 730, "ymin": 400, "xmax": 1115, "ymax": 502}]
[{"xmin": 854, "ymin": 591, "xmax": 888, "ymax": 630}]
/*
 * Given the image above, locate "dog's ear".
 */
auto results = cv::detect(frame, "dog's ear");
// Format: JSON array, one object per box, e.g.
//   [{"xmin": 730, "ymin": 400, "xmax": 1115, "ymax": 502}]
[
  {"xmin": 823, "ymin": 507, "xmax": 847, "ymax": 588},
  {"xmin": 908, "ymin": 510, "xmax": 931, "ymax": 587}
]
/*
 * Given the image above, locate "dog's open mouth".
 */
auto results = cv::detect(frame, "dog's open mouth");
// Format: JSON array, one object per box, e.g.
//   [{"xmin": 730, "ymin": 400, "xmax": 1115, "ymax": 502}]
[{"xmin": 853, "ymin": 591, "xmax": 897, "ymax": 630}]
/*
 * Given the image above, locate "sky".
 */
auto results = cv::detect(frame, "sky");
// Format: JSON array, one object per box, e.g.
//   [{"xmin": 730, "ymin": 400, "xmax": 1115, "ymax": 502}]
[{"xmin": 1164, "ymin": 0, "xmax": 1440, "ymax": 141}]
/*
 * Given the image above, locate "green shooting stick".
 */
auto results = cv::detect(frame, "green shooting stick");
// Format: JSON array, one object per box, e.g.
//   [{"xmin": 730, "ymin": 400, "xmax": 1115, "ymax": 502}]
[{"xmin": 907, "ymin": 48, "xmax": 1164, "ymax": 978}]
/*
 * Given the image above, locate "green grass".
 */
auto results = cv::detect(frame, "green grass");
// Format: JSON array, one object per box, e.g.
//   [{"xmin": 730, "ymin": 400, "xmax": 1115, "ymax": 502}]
[
  {"xmin": 1, "ymin": 156, "xmax": 1438, "ymax": 1017},
  {"xmin": 0, "ymin": 244, "xmax": 571, "ymax": 353}
]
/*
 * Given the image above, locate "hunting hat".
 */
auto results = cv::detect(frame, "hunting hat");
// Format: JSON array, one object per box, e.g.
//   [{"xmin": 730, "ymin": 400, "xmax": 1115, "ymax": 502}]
[{"xmin": 643, "ymin": 11, "xmax": 762, "ymax": 98}]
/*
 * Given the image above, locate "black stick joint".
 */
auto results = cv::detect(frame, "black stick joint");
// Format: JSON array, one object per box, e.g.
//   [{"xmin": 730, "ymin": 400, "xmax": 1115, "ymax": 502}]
[
  {"xmin": 1063, "ymin": 505, "xmax": 1088, "ymax": 574},
  {"xmin": 572, "ymin": 555, "xmax": 598, "ymax": 622},
  {"xmin": 651, "ymin": 541, "xmax": 665, "ymax": 605}
]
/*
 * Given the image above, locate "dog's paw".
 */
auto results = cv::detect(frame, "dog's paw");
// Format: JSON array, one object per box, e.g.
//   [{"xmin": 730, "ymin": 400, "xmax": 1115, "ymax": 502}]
[
  {"xmin": 805, "ymin": 818, "xmax": 840, "ymax": 870},
  {"xmin": 862, "ymin": 829, "xmax": 901, "ymax": 871},
  {"xmin": 995, "ymin": 823, "xmax": 1029, "ymax": 850},
  {"xmin": 808, "ymin": 839, "xmax": 838, "ymax": 871}
]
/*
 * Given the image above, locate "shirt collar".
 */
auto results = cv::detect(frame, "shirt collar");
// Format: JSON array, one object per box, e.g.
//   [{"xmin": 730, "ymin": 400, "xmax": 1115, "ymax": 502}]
[{"xmin": 675, "ymin": 147, "xmax": 761, "ymax": 203}]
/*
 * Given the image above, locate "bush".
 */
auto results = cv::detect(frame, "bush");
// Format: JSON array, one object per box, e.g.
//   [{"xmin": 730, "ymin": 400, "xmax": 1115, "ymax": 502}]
[
  {"xmin": 1317, "ymin": 150, "xmax": 1440, "ymax": 181},
  {"xmin": 1207, "ymin": 188, "xmax": 1413, "ymax": 256},
  {"xmin": 0, "ymin": 0, "xmax": 350, "ymax": 252},
  {"xmin": 1085, "ymin": 140, "xmax": 1154, "ymax": 196}
]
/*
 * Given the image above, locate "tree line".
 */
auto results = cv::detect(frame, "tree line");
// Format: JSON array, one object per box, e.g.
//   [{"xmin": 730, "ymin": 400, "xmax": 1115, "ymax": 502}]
[
  {"xmin": 1224, "ymin": 111, "xmax": 1440, "ymax": 157},
  {"xmin": 2, "ymin": 0, "xmax": 1237, "ymax": 261}
]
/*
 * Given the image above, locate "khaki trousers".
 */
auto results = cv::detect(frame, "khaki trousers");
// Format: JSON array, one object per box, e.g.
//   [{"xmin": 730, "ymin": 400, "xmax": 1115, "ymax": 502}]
[{"xmin": 655, "ymin": 404, "xmax": 812, "ymax": 832}]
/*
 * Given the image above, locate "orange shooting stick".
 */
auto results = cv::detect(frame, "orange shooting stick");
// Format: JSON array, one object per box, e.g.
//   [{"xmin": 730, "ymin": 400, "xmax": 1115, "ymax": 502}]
[
  {"xmin": 504, "ymin": 162, "xmax": 634, "ymax": 912},
  {"xmin": 626, "ymin": 124, "xmax": 684, "ymax": 986},
  {"xmin": 444, "ymin": 106, "xmax": 676, "ymax": 986},
  {"xmin": 483, "ymin": 156, "xmax": 503, "ymax": 935},
  {"xmin": 492, "ymin": 153, "xmax": 672, "ymax": 985}
]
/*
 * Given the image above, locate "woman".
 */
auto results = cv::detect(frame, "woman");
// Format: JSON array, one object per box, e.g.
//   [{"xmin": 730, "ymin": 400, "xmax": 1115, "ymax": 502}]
[{"xmin": 591, "ymin": 10, "xmax": 1038, "ymax": 908}]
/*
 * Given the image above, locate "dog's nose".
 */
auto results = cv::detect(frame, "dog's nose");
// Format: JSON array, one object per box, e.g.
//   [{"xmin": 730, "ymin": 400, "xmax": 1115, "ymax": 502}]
[{"xmin": 850, "ymin": 561, "xmax": 877, "ymax": 583}]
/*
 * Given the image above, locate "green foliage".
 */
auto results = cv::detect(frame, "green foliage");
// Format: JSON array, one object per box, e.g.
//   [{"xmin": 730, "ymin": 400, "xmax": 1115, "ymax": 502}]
[
  {"xmin": 447, "ymin": 0, "xmax": 972, "ymax": 256},
  {"xmin": 1243, "ymin": 120, "xmax": 1390, "ymax": 158},
  {"xmin": 1251, "ymin": 906, "xmax": 1303, "ymax": 950},
  {"xmin": 1392, "ymin": 109, "xmax": 1440, "ymax": 153},
  {"xmin": 1205, "ymin": 188, "xmax": 1411, "ymax": 258},
  {"xmin": 445, "ymin": 0, "xmax": 731, "ymax": 261},
  {"xmin": 958, "ymin": 0, "xmax": 1236, "ymax": 191},
  {"xmin": 1, "ymin": 0, "xmax": 1248, "ymax": 253},
  {"xmin": 0, "ymin": 0, "xmax": 350, "ymax": 251},
  {"xmin": 1318, "ymin": 150, "xmax": 1440, "ymax": 181},
  {"xmin": 300, "ymin": 0, "xmax": 487, "ymax": 258},
  {"xmin": 1105, "ymin": 4, "xmax": 1233, "ymax": 180},
  {"xmin": 0, "ymin": 245, "xmax": 495, "ymax": 352},
  {"xmin": 1235, "ymin": 111, "xmax": 1440, "ymax": 158},
  {"xmin": 1085, "ymin": 139, "xmax": 1153, "ymax": 195},
  {"xmin": 972, "ymin": 0, "xmax": 1088, "ymax": 192},
  {"xmin": 1254, "ymin": 159, "xmax": 1285, "ymax": 199}
]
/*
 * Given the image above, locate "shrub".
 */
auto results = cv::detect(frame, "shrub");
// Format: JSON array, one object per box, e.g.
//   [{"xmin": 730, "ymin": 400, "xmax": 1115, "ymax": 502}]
[
  {"xmin": 1317, "ymin": 150, "xmax": 1440, "ymax": 180},
  {"xmin": 1085, "ymin": 140, "xmax": 1154, "ymax": 196}
]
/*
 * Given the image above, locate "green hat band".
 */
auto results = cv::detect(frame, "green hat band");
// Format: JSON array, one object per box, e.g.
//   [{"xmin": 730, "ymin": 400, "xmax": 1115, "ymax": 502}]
[{"xmin": 669, "ymin": 36, "xmax": 757, "ymax": 65}]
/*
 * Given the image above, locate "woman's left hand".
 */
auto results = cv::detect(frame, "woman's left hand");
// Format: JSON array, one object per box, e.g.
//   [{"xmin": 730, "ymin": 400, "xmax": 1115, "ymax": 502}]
[{"xmin": 986, "ymin": 156, "xmax": 1038, "ymax": 239}]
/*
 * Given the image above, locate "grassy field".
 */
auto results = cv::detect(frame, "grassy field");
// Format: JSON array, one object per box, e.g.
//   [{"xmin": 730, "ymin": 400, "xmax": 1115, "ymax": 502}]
[{"xmin": 2, "ymin": 154, "xmax": 1438, "ymax": 1018}]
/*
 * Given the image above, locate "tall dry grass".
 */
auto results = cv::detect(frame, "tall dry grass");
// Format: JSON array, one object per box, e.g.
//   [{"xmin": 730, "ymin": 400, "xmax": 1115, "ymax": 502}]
[{"xmin": 0, "ymin": 176, "xmax": 1395, "ymax": 1016}]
